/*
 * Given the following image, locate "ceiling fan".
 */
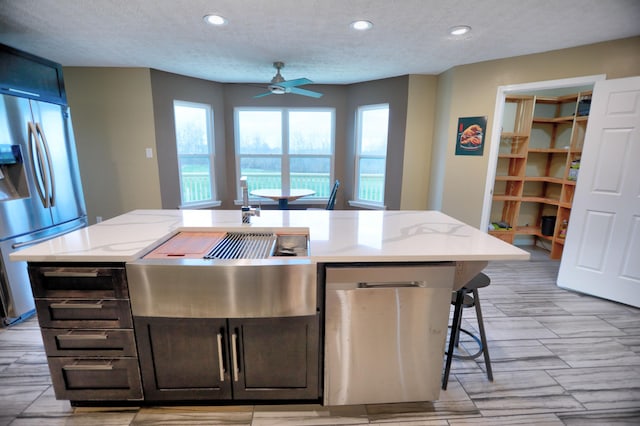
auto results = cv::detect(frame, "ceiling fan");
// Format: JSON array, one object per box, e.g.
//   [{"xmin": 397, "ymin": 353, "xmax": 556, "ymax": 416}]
[{"xmin": 254, "ymin": 62, "xmax": 323, "ymax": 98}]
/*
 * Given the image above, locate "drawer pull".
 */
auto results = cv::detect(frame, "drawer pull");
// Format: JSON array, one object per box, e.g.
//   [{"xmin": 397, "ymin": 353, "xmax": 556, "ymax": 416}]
[
  {"xmin": 49, "ymin": 302, "xmax": 103, "ymax": 310},
  {"xmin": 231, "ymin": 331, "xmax": 239, "ymax": 382},
  {"xmin": 57, "ymin": 333, "xmax": 108, "ymax": 341},
  {"xmin": 43, "ymin": 270, "xmax": 100, "ymax": 278},
  {"xmin": 63, "ymin": 363, "xmax": 114, "ymax": 371},
  {"xmin": 216, "ymin": 332, "xmax": 225, "ymax": 382}
]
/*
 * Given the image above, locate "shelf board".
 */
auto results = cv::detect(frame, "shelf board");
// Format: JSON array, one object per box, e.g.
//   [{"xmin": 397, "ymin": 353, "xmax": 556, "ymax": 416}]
[
  {"xmin": 515, "ymin": 225, "xmax": 539, "ymax": 235},
  {"xmin": 521, "ymin": 196, "xmax": 560, "ymax": 205},
  {"xmin": 535, "ymin": 94, "xmax": 579, "ymax": 103},
  {"xmin": 564, "ymin": 180, "xmax": 577, "ymax": 186},
  {"xmin": 501, "ymin": 132, "xmax": 529, "ymax": 139},
  {"xmin": 524, "ymin": 176, "xmax": 564, "ymax": 184},
  {"xmin": 493, "ymin": 195, "xmax": 521, "ymax": 201},
  {"xmin": 575, "ymin": 116, "xmax": 588, "ymax": 122},
  {"xmin": 527, "ymin": 148, "xmax": 569, "ymax": 154},
  {"xmin": 533, "ymin": 116, "xmax": 575, "ymax": 124},
  {"xmin": 498, "ymin": 153, "xmax": 526, "ymax": 159},
  {"xmin": 489, "ymin": 229, "xmax": 513, "ymax": 234},
  {"xmin": 495, "ymin": 175, "xmax": 524, "ymax": 181},
  {"xmin": 515, "ymin": 226, "xmax": 553, "ymax": 240}
]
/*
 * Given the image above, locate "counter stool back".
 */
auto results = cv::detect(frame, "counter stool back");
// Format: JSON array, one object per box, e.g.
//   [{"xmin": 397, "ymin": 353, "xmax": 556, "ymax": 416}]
[
  {"xmin": 442, "ymin": 272, "xmax": 493, "ymax": 390},
  {"xmin": 325, "ymin": 180, "xmax": 340, "ymax": 210}
]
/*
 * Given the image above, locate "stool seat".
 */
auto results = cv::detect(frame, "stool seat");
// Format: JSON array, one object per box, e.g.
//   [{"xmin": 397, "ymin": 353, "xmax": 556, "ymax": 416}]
[
  {"xmin": 442, "ymin": 272, "xmax": 493, "ymax": 390},
  {"xmin": 464, "ymin": 272, "xmax": 491, "ymax": 290}
]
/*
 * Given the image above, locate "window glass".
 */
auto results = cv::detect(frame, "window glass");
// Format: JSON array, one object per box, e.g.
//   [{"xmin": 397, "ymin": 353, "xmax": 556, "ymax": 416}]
[
  {"xmin": 291, "ymin": 157, "xmax": 331, "ymax": 197},
  {"xmin": 237, "ymin": 110, "xmax": 282, "ymax": 154},
  {"xmin": 355, "ymin": 104, "xmax": 389, "ymax": 204},
  {"xmin": 173, "ymin": 101, "xmax": 216, "ymax": 206},
  {"xmin": 236, "ymin": 108, "xmax": 335, "ymax": 200},
  {"xmin": 360, "ymin": 108, "xmax": 389, "ymax": 155},
  {"xmin": 239, "ymin": 157, "xmax": 282, "ymax": 193},
  {"xmin": 289, "ymin": 111, "xmax": 332, "ymax": 154},
  {"xmin": 175, "ymin": 104, "xmax": 209, "ymax": 155}
]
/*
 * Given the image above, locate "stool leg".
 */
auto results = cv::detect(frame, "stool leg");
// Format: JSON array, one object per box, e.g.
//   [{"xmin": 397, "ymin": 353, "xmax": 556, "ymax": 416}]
[
  {"xmin": 443, "ymin": 290, "xmax": 464, "ymax": 390},
  {"xmin": 453, "ymin": 293, "xmax": 465, "ymax": 348},
  {"xmin": 472, "ymin": 288, "xmax": 493, "ymax": 382}
]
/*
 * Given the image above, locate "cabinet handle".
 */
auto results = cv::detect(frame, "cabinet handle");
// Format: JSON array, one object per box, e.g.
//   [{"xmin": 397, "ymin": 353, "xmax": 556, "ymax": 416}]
[
  {"xmin": 43, "ymin": 270, "xmax": 100, "ymax": 278},
  {"xmin": 57, "ymin": 333, "xmax": 108, "ymax": 341},
  {"xmin": 49, "ymin": 302, "xmax": 103, "ymax": 309},
  {"xmin": 216, "ymin": 332, "xmax": 225, "ymax": 382},
  {"xmin": 231, "ymin": 331, "xmax": 239, "ymax": 382},
  {"xmin": 357, "ymin": 281, "xmax": 425, "ymax": 289},
  {"xmin": 63, "ymin": 363, "xmax": 113, "ymax": 371}
]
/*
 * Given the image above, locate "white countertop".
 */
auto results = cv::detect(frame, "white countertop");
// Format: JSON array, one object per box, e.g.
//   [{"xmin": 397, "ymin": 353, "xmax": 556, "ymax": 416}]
[{"xmin": 10, "ymin": 209, "xmax": 530, "ymax": 263}]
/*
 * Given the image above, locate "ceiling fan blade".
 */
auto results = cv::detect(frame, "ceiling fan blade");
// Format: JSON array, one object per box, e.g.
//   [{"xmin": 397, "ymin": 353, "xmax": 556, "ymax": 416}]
[
  {"xmin": 253, "ymin": 91, "xmax": 273, "ymax": 98},
  {"xmin": 279, "ymin": 77, "xmax": 312, "ymax": 88},
  {"xmin": 289, "ymin": 87, "xmax": 323, "ymax": 98}
]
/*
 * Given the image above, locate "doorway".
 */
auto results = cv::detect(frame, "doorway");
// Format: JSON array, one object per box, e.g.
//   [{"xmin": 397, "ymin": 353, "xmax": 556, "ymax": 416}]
[{"xmin": 480, "ymin": 74, "xmax": 606, "ymax": 256}]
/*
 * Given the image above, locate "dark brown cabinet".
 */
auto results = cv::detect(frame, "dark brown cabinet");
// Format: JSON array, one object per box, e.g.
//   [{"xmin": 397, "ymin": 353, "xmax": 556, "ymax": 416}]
[
  {"xmin": 134, "ymin": 315, "xmax": 320, "ymax": 402},
  {"xmin": 1, "ymin": 42, "xmax": 67, "ymax": 105},
  {"xmin": 28, "ymin": 263, "xmax": 143, "ymax": 401}
]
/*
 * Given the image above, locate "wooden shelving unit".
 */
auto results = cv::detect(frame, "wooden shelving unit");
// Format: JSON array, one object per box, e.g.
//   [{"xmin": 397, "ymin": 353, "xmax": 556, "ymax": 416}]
[{"xmin": 489, "ymin": 91, "xmax": 590, "ymax": 259}]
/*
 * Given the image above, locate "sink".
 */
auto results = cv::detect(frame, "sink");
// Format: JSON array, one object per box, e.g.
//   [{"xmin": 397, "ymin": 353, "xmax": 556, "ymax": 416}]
[
  {"xmin": 143, "ymin": 229, "xmax": 310, "ymax": 260},
  {"xmin": 272, "ymin": 234, "xmax": 309, "ymax": 257}
]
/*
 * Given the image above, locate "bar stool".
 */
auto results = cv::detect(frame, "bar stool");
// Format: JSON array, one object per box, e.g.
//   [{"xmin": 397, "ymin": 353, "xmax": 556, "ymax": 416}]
[{"xmin": 442, "ymin": 272, "xmax": 493, "ymax": 390}]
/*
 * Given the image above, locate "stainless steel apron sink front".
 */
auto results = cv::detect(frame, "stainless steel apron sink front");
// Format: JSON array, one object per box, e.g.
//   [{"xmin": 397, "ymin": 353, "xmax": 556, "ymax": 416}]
[{"xmin": 126, "ymin": 229, "xmax": 316, "ymax": 319}]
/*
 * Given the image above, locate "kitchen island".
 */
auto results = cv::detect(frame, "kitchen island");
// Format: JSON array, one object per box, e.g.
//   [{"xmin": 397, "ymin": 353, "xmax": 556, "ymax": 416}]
[{"xmin": 11, "ymin": 209, "xmax": 529, "ymax": 406}]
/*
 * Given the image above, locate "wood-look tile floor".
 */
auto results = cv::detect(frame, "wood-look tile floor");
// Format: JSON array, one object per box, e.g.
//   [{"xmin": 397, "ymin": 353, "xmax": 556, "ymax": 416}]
[{"xmin": 1, "ymin": 247, "xmax": 639, "ymax": 425}]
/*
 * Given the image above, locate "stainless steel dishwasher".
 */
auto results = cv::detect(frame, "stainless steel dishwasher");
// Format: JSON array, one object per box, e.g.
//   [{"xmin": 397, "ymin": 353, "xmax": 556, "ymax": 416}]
[{"xmin": 324, "ymin": 263, "xmax": 455, "ymax": 405}]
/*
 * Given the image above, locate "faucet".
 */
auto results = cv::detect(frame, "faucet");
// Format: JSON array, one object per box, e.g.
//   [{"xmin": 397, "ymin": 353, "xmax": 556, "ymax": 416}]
[{"xmin": 240, "ymin": 176, "xmax": 260, "ymax": 223}]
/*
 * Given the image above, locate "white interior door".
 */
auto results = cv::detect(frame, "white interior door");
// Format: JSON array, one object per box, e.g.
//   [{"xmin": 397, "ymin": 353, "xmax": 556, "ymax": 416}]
[{"xmin": 557, "ymin": 76, "xmax": 640, "ymax": 308}]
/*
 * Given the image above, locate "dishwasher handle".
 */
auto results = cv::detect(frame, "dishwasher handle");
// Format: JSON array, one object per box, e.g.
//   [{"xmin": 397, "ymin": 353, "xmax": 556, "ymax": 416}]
[{"xmin": 357, "ymin": 281, "xmax": 426, "ymax": 289}]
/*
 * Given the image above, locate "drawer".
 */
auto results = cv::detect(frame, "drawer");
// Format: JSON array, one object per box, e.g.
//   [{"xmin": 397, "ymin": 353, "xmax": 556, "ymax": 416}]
[
  {"xmin": 48, "ymin": 357, "xmax": 143, "ymax": 401},
  {"xmin": 42, "ymin": 329, "xmax": 137, "ymax": 357},
  {"xmin": 36, "ymin": 299, "xmax": 132, "ymax": 328},
  {"xmin": 29, "ymin": 264, "xmax": 128, "ymax": 299}
]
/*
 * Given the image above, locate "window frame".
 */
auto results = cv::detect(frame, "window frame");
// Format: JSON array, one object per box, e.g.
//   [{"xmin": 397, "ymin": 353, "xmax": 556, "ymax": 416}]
[
  {"xmin": 353, "ymin": 103, "xmax": 389, "ymax": 208},
  {"xmin": 234, "ymin": 107, "xmax": 336, "ymax": 204},
  {"xmin": 173, "ymin": 100, "xmax": 218, "ymax": 208}
]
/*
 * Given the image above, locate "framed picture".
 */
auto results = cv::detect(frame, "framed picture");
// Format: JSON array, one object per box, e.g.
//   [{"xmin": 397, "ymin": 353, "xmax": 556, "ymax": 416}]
[{"xmin": 455, "ymin": 116, "xmax": 487, "ymax": 156}]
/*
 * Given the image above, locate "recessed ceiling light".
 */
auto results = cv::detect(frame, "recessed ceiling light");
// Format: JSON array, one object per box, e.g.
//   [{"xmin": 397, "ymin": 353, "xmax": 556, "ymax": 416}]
[
  {"xmin": 203, "ymin": 14, "xmax": 227, "ymax": 26},
  {"xmin": 449, "ymin": 25, "xmax": 471, "ymax": 36},
  {"xmin": 350, "ymin": 20, "xmax": 373, "ymax": 31}
]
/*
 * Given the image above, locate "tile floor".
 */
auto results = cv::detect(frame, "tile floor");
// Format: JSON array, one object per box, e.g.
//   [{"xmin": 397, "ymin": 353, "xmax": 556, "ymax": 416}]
[{"xmin": 1, "ymin": 247, "xmax": 639, "ymax": 425}]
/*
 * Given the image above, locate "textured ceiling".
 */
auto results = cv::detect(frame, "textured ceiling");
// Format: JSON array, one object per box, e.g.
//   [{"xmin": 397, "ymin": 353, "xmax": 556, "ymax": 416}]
[{"xmin": 1, "ymin": 0, "xmax": 639, "ymax": 85}]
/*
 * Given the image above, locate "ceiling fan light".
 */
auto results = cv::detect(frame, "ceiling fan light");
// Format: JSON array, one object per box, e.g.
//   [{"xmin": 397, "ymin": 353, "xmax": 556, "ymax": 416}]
[
  {"xmin": 350, "ymin": 20, "xmax": 373, "ymax": 31},
  {"xmin": 449, "ymin": 25, "xmax": 471, "ymax": 36},
  {"xmin": 203, "ymin": 14, "xmax": 227, "ymax": 26},
  {"xmin": 269, "ymin": 85, "xmax": 286, "ymax": 95}
]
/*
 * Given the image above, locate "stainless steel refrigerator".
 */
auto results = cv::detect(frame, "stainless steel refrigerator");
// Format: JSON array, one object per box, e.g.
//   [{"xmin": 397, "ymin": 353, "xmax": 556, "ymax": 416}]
[{"xmin": 0, "ymin": 93, "xmax": 86, "ymax": 325}]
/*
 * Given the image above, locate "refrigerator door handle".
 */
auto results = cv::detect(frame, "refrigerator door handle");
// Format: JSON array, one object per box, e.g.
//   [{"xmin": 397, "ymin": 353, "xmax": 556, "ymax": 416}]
[
  {"xmin": 35, "ymin": 122, "xmax": 56, "ymax": 206},
  {"xmin": 27, "ymin": 121, "xmax": 50, "ymax": 208},
  {"xmin": 11, "ymin": 222, "xmax": 86, "ymax": 250}
]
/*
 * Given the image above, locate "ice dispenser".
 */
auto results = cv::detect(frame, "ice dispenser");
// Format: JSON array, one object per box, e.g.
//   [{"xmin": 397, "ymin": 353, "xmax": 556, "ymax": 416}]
[{"xmin": 0, "ymin": 144, "xmax": 28, "ymax": 201}]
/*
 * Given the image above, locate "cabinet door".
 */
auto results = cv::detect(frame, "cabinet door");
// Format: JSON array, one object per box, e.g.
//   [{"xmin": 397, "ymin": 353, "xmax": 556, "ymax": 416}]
[
  {"xmin": 229, "ymin": 315, "xmax": 320, "ymax": 400},
  {"xmin": 134, "ymin": 317, "xmax": 232, "ymax": 400}
]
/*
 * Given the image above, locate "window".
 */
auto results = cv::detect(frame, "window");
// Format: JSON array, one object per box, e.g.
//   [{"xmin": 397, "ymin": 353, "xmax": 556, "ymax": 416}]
[
  {"xmin": 235, "ymin": 108, "xmax": 335, "ymax": 200},
  {"xmin": 173, "ymin": 100, "xmax": 216, "ymax": 207},
  {"xmin": 354, "ymin": 104, "xmax": 389, "ymax": 205}
]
